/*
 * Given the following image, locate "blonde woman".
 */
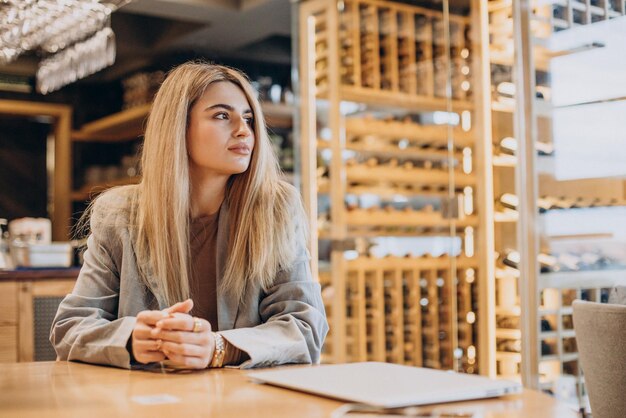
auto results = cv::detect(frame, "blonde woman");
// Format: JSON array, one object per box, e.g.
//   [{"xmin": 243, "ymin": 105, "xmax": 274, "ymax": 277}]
[{"xmin": 50, "ymin": 62, "xmax": 328, "ymax": 369}]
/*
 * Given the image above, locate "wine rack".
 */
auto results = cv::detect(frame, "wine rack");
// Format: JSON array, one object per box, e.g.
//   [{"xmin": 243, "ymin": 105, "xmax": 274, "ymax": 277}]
[
  {"xmin": 299, "ymin": 0, "xmax": 489, "ymax": 374},
  {"xmin": 489, "ymin": 0, "xmax": 626, "ymax": 68},
  {"xmin": 487, "ymin": 0, "xmax": 626, "ymax": 409},
  {"xmin": 320, "ymin": 256, "xmax": 478, "ymax": 371},
  {"xmin": 315, "ymin": 0, "xmax": 473, "ymax": 109}
]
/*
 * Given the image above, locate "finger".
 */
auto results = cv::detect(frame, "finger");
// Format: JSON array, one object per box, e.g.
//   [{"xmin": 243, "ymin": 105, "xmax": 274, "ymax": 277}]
[
  {"xmin": 155, "ymin": 314, "xmax": 203, "ymax": 332},
  {"xmin": 133, "ymin": 322, "xmax": 159, "ymax": 340},
  {"xmin": 137, "ymin": 310, "xmax": 169, "ymax": 326},
  {"xmin": 163, "ymin": 352, "xmax": 209, "ymax": 369},
  {"xmin": 164, "ymin": 299, "xmax": 194, "ymax": 315},
  {"xmin": 133, "ymin": 338, "xmax": 164, "ymax": 352},
  {"xmin": 153, "ymin": 329, "xmax": 210, "ymax": 345},
  {"xmin": 162, "ymin": 341, "xmax": 208, "ymax": 358},
  {"xmin": 135, "ymin": 351, "xmax": 167, "ymax": 364}
]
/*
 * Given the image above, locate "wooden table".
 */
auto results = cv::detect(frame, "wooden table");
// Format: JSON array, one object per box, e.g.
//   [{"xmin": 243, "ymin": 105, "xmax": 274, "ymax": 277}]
[{"xmin": 0, "ymin": 362, "xmax": 578, "ymax": 418}]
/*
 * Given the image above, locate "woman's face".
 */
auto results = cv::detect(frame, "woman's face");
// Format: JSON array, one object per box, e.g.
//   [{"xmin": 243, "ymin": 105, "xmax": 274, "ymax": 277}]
[{"xmin": 186, "ymin": 81, "xmax": 255, "ymax": 178}]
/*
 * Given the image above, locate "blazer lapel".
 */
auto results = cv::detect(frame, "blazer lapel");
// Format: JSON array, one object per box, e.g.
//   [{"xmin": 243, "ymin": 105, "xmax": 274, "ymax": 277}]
[{"xmin": 216, "ymin": 199, "xmax": 239, "ymax": 331}]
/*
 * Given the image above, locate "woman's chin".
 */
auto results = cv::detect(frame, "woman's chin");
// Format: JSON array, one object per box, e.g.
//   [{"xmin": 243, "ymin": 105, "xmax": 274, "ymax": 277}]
[{"xmin": 227, "ymin": 163, "xmax": 251, "ymax": 175}]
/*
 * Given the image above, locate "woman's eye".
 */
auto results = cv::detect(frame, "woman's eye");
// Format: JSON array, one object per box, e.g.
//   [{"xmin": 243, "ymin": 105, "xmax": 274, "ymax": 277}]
[
  {"xmin": 214, "ymin": 112, "xmax": 228, "ymax": 120},
  {"xmin": 245, "ymin": 117, "xmax": 254, "ymax": 125}
]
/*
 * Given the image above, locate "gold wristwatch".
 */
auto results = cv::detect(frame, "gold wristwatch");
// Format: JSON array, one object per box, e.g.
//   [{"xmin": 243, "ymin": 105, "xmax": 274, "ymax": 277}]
[{"xmin": 210, "ymin": 332, "xmax": 225, "ymax": 368}]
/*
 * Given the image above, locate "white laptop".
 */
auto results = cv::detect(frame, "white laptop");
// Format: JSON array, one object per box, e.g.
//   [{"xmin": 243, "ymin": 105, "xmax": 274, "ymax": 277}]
[{"xmin": 248, "ymin": 362, "xmax": 521, "ymax": 408}]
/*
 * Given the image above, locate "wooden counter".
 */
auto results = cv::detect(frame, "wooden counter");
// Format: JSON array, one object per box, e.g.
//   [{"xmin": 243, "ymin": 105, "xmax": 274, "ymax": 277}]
[
  {"xmin": 0, "ymin": 269, "xmax": 78, "ymax": 363},
  {"xmin": 0, "ymin": 361, "xmax": 578, "ymax": 418},
  {"xmin": 0, "ymin": 268, "xmax": 80, "ymax": 281}
]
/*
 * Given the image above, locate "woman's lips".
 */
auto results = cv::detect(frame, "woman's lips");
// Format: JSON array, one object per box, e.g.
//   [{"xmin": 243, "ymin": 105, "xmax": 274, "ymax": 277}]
[{"xmin": 228, "ymin": 144, "xmax": 251, "ymax": 155}]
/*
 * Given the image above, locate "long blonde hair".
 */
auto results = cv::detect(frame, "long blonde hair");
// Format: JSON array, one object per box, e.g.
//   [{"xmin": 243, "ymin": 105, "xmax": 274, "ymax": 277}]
[{"xmin": 130, "ymin": 61, "xmax": 304, "ymax": 305}]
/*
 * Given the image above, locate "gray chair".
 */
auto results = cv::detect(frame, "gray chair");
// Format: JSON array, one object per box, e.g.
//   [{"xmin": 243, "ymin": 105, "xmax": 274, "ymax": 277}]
[{"xmin": 573, "ymin": 300, "xmax": 626, "ymax": 418}]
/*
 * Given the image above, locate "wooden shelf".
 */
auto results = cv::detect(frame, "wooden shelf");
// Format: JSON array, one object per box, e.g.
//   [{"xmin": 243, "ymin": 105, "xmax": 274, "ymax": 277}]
[
  {"xmin": 319, "ymin": 229, "xmax": 473, "ymax": 239},
  {"xmin": 496, "ymin": 328, "xmax": 522, "ymax": 339},
  {"xmin": 346, "ymin": 208, "xmax": 479, "ymax": 228},
  {"xmin": 496, "ymin": 267, "xmax": 520, "ymax": 280},
  {"xmin": 346, "ymin": 255, "xmax": 478, "ymax": 270},
  {"xmin": 491, "ymin": 99, "xmax": 553, "ymax": 118},
  {"xmin": 494, "ymin": 154, "xmax": 554, "ymax": 175},
  {"xmin": 494, "ymin": 209, "xmax": 518, "ymax": 223},
  {"xmin": 317, "ymin": 140, "xmax": 466, "ymax": 161},
  {"xmin": 496, "ymin": 306, "xmax": 521, "ymax": 317},
  {"xmin": 72, "ymin": 103, "xmax": 151, "ymax": 142},
  {"xmin": 318, "ymin": 183, "xmax": 455, "ymax": 198},
  {"xmin": 351, "ymin": 143, "xmax": 461, "ymax": 161},
  {"xmin": 71, "ymin": 176, "xmax": 141, "ymax": 201},
  {"xmin": 345, "ymin": 118, "xmax": 474, "ymax": 149},
  {"xmin": 72, "ymin": 101, "xmax": 293, "ymax": 142},
  {"xmin": 496, "ymin": 351, "xmax": 522, "ymax": 362},
  {"xmin": 493, "ymin": 154, "xmax": 517, "ymax": 167},
  {"xmin": 346, "ymin": 165, "xmax": 475, "ymax": 188},
  {"xmin": 339, "ymin": 86, "xmax": 474, "ymax": 113}
]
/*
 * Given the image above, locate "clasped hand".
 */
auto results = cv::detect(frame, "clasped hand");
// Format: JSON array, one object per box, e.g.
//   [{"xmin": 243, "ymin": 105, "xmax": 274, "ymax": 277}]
[{"xmin": 131, "ymin": 299, "xmax": 216, "ymax": 369}]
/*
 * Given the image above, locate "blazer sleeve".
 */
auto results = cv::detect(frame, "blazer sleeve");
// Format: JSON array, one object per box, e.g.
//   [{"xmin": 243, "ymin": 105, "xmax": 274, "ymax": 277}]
[
  {"xmin": 49, "ymin": 196, "xmax": 136, "ymax": 369},
  {"xmin": 219, "ymin": 210, "xmax": 329, "ymax": 369}
]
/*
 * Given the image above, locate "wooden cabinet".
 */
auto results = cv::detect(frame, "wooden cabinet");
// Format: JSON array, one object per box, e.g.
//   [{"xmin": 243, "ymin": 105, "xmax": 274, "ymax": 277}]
[
  {"xmin": 0, "ymin": 270, "xmax": 78, "ymax": 363},
  {"xmin": 0, "ymin": 282, "xmax": 18, "ymax": 362}
]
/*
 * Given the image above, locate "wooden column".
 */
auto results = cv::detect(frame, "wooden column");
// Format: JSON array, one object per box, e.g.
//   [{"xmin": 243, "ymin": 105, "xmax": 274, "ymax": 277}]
[
  {"xmin": 470, "ymin": 0, "xmax": 496, "ymax": 378},
  {"xmin": 513, "ymin": 0, "xmax": 540, "ymax": 390}
]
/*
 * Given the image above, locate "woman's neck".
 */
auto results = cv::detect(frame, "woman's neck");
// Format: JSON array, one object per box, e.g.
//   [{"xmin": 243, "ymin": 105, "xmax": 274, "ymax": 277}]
[{"xmin": 189, "ymin": 170, "xmax": 228, "ymax": 218}]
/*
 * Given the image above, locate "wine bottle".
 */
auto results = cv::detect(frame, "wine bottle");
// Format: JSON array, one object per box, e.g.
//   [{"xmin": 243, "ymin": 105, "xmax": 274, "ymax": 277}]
[
  {"xmin": 499, "ymin": 136, "xmax": 555, "ymax": 156},
  {"xmin": 502, "ymin": 250, "xmax": 520, "ymax": 269},
  {"xmin": 499, "ymin": 193, "xmax": 519, "ymax": 210}
]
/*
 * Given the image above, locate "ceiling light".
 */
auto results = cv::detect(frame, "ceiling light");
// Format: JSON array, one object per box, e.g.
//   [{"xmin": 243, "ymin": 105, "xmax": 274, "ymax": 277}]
[{"xmin": 0, "ymin": 0, "xmax": 131, "ymax": 93}]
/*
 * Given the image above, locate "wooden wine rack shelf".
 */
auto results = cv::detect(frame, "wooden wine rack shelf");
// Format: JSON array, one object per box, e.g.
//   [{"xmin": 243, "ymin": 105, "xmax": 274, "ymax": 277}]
[
  {"xmin": 346, "ymin": 164, "xmax": 475, "ymax": 188},
  {"xmin": 316, "ymin": 0, "xmax": 473, "ymax": 106},
  {"xmin": 345, "ymin": 208, "xmax": 478, "ymax": 228},
  {"xmin": 301, "ymin": 0, "xmax": 484, "ymax": 373},
  {"xmin": 320, "ymin": 255, "xmax": 476, "ymax": 368},
  {"xmin": 344, "ymin": 117, "xmax": 474, "ymax": 149}
]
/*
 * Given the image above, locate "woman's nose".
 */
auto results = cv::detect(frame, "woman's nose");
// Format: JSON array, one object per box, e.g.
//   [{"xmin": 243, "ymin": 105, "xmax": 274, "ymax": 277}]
[{"xmin": 234, "ymin": 116, "xmax": 251, "ymax": 137}]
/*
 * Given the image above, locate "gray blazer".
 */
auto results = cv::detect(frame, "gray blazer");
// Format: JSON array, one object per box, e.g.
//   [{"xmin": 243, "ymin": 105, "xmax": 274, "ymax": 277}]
[{"xmin": 50, "ymin": 185, "xmax": 328, "ymax": 369}]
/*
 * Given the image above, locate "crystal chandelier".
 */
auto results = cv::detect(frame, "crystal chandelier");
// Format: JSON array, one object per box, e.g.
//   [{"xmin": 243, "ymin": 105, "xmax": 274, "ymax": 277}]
[{"xmin": 0, "ymin": 0, "xmax": 131, "ymax": 94}]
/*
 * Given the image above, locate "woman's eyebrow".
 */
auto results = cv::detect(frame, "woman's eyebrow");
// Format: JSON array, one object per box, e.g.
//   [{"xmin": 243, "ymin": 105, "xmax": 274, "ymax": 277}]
[{"xmin": 205, "ymin": 103, "xmax": 253, "ymax": 114}]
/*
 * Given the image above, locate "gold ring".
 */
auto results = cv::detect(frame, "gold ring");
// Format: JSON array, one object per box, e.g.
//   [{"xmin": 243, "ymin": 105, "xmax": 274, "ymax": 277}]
[
  {"xmin": 192, "ymin": 317, "xmax": 202, "ymax": 333},
  {"xmin": 155, "ymin": 339, "xmax": 162, "ymax": 351}
]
